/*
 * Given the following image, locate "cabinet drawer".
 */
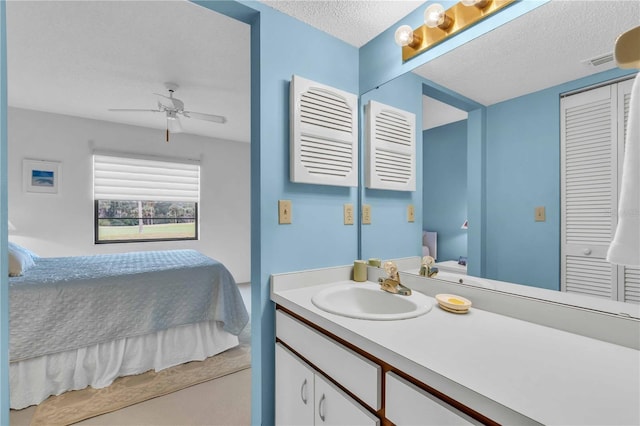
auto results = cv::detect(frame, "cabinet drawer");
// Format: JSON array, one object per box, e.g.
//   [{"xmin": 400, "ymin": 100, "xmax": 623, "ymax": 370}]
[
  {"xmin": 276, "ymin": 310, "xmax": 381, "ymax": 410},
  {"xmin": 386, "ymin": 372, "xmax": 479, "ymax": 425}
]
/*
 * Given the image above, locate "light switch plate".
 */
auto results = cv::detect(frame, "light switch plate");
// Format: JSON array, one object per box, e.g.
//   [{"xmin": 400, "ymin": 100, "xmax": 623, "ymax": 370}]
[
  {"xmin": 344, "ymin": 204, "xmax": 354, "ymax": 225},
  {"xmin": 535, "ymin": 206, "xmax": 545, "ymax": 222},
  {"xmin": 362, "ymin": 204, "xmax": 372, "ymax": 225},
  {"xmin": 407, "ymin": 204, "xmax": 415, "ymax": 222},
  {"xmin": 279, "ymin": 200, "xmax": 292, "ymax": 224}
]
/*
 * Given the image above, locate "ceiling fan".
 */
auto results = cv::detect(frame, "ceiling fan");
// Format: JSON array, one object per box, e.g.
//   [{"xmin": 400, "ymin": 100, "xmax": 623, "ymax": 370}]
[{"xmin": 108, "ymin": 82, "xmax": 226, "ymax": 142}]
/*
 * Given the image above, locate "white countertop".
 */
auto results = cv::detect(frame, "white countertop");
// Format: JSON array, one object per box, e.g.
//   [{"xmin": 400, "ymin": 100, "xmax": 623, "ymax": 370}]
[{"xmin": 271, "ymin": 271, "xmax": 640, "ymax": 425}]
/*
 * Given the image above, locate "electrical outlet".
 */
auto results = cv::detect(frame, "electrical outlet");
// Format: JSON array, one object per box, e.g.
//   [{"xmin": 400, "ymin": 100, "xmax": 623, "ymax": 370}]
[
  {"xmin": 407, "ymin": 204, "xmax": 415, "ymax": 222},
  {"xmin": 535, "ymin": 206, "xmax": 546, "ymax": 222},
  {"xmin": 362, "ymin": 204, "xmax": 372, "ymax": 225},
  {"xmin": 278, "ymin": 200, "xmax": 292, "ymax": 224},
  {"xmin": 344, "ymin": 204, "xmax": 354, "ymax": 225}
]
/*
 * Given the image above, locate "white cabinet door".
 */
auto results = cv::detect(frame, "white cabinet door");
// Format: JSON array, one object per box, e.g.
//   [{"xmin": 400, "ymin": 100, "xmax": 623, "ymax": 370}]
[
  {"xmin": 276, "ymin": 343, "xmax": 315, "ymax": 426},
  {"xmin": 386, "ymin": 372, "xmax": 479, "ymax": 426},
  {"xmin": 314, "ymin": 374, "xmax": 379, "ymax": 426},
  {"xmin": 560, "ymin": 78, "xmax": 635, "ymax": 302}
]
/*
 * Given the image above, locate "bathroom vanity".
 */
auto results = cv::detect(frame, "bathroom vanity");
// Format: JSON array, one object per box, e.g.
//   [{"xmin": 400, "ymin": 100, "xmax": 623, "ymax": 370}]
[{"xmin": 271, "ymin": 265, "xmax": 640, "ymax": 425}]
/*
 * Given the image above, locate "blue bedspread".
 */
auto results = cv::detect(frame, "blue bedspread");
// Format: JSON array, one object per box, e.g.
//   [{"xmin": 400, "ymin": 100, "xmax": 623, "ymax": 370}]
[{"xmin": 9, "ymin": 249, "xmax": 249, "ymax": 362}]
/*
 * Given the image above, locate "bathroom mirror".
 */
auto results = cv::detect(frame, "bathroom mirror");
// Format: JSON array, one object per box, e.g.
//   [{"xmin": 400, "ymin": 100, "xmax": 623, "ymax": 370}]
[{"xmin": 360, "ymin": 0, "xmax": 640, "ymax": 310}]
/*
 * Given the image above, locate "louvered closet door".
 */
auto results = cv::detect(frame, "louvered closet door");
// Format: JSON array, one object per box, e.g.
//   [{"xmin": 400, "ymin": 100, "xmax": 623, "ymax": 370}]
[
  {"xmin": 617, "ymin": 79, "xmax": 640, "ymax": 304},
  {"xmin": 561, "ymin": 85, "xmax": 618, "ymax": 299}
]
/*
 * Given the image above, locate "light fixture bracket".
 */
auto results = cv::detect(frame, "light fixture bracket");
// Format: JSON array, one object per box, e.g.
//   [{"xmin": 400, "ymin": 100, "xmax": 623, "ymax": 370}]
[{"xmin": 401, "ymin": 0, "xmax": 515, "ymax": 62}]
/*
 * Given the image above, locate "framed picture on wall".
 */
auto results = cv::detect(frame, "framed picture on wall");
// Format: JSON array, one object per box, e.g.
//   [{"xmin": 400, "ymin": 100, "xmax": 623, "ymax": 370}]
[{"xmin": 23, "ymin": 159, "xmax": 61, "ymax": 195}]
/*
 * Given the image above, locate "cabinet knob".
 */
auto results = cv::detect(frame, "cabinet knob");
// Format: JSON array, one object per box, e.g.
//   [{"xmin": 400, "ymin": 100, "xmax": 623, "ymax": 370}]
[
  {"xmin": 318, "ymin": 393, "xmax": 326, "ymax": 422},
  {"xmin": 300, "ymin": 378, "xmax": 308, "ymax": 405},
  {"xmin": 583, "ymin": 248, "xmax": 592, "ymax": 256}
]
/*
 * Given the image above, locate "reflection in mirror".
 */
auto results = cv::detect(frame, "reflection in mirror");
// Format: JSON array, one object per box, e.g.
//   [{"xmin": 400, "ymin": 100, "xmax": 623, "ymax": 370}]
[{"xmin": 362, "ymin": 0, "xmax": 640, "ymax": 310}]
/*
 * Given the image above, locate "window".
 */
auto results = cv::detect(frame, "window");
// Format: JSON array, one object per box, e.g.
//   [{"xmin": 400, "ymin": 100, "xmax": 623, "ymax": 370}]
[{"xmin": 93, "ymin": 153, "xmax": 200, "ymax": 243}]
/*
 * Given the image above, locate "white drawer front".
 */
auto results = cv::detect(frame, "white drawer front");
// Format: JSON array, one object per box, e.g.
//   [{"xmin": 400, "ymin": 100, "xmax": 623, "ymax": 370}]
[
  {"xmin": 276, "ymin": 310, "xmax": 381, "ymax": 410},
  {"xmin": 386, "ymin": 372, "xmax": 479, "ymax": 425}
]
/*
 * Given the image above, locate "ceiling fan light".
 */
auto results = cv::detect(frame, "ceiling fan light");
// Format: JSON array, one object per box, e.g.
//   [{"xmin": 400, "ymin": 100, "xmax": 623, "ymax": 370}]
[{"xmin": 167, "ymin": 117, "xmax": 182, "ymax": 133}]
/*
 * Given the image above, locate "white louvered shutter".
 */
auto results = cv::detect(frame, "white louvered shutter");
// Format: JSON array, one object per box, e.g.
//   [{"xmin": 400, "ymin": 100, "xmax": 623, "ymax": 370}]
[
  {"xmin": 616, "ymin": 79, "xmax": 640, "ymax": 304},
  {"xmin": 561, "ymin": 85, "xmax": 617, "ymax": 299},
  {"xmin": 290, "ymin": 75, "xmax": 358, "ymax": 187},
  {"xmin": 365, "ymin": 100, "xmax": 416, "ymax": 191},
  {"xmin": 94, "ymin": 153, "xmax": 200, "ymax": 202}
]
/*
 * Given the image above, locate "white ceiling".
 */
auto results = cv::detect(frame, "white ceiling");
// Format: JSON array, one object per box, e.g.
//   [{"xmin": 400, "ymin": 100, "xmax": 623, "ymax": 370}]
[
  {"xmin": 260, "ymin": 0, "xmax": 424, "ymax": 47},
  {"xmin": 6, "ymin": 1, "xmax": 639, "ymax": 141},
  {"xmin": 413, "ymin": 0, "xmax": 640, "ymax": 107},
  {"xmin": 6, "ymin": 1, "xmax": 251, "ymax": 143}
]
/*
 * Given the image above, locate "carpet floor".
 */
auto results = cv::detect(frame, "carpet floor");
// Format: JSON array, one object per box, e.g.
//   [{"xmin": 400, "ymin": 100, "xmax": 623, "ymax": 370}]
[{"xmin": 29, "ymin": 322, "xmax": 251, "ymax": 426}]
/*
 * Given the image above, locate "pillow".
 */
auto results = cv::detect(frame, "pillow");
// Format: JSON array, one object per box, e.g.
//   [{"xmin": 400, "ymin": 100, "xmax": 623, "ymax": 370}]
[
  {"xmin": 8, "ymin": 245, "xmax": 36, "ymax": 277},
  {"xmin": 8, "ymin": 241, "xmax": 39, "ymax": 260}
]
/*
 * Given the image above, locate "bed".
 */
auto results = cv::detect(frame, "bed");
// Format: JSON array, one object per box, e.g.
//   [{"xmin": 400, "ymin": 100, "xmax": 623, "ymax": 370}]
[{"xmin": 7, "ymin": 246, "xmax": 249, "ymax": 409}]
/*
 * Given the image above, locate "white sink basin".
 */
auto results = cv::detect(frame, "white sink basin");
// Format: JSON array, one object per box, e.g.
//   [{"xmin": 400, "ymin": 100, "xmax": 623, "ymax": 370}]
[{"xmin": 311, "ymin": 282, "xmax": 433, "ymax": 320}]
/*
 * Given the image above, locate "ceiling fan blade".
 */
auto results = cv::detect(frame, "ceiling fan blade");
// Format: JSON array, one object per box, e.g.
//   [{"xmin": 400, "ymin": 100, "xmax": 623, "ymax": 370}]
[
  {"xmin": 183, "ymin": 111, "xmax": 226, "ymax": 124},
  {"xmin": 167, "ymin": 116, "xmax": 183, "ymax": 133},
  {"xmin": 108, "ymin": 108, "xmax": 162, "ymax": 113}
]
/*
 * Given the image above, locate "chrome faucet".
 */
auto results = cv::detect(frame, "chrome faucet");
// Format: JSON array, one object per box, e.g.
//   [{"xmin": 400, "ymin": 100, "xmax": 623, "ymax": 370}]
[{"xmin": 379, "ymin": 261, "xmax": 412, "ymax": 296}]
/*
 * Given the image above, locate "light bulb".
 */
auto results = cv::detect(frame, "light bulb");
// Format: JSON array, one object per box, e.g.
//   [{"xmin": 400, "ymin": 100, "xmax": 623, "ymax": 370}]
[
  {"xmin": 424, "ymin": 4, "xmax": 445, "ymax": 27},
  {"xmin": 424, "ymin": 3, "xmax": 453, "ymax": 29},
  {"xmin": 394, "ymin": 25, "xmax": 415, "ymax": 47},
  {"xmin": 461, "ymin": 0, "xmax": 489, "ymax": 8}
]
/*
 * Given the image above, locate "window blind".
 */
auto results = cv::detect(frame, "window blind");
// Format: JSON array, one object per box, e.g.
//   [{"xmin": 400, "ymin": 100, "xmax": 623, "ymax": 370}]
[{"xmin": 93, "ymin": 154, "xmax": 200, "ymax": 202}]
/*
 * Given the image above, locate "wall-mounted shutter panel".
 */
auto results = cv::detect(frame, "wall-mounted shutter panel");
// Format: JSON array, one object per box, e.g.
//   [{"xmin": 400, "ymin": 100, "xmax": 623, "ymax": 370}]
[
  {"xmin": 365, "ymin": 100, "xmax": 416, "ymax": 191},
  {"xmin": 93, "ymin": 154, "xmax": 200, "ymax": 202},
  {"xmin": 290, "ymin": 75, "xmax": 358, "ymax": 187}
]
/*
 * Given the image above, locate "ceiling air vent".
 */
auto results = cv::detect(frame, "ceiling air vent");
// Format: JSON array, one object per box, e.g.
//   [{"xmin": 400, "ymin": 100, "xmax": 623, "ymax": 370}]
[
  {"xmin": 584, "ymin": 53, "xmax": 614, "ymax": 67},
  {"xmin": 290, "ymin": 75, "xmax": 358, "ymax": 187},
  {"xmin": 365, "ymin": 100, "xmax": 416, "ymax": 191}
]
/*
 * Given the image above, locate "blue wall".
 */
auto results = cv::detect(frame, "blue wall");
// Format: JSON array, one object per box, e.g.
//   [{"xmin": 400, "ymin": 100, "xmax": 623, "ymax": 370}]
[
  {"xmin": 205, "ymin": 2, "xmax": 360, "ymax": 424},
  {"xmin": 423, "ymin": 120, "xmax": 467, "ymax": 262},
  {"xmin": 245, "ymin": 5, "xmax": 360, "ymax": 424},
  {"xmin": 360, "ymin": 72, "xmax": 423, "ymax": 261},
  {"xmin": 482, "ymin": 68, "xmax": 636, "ymax": 290}
]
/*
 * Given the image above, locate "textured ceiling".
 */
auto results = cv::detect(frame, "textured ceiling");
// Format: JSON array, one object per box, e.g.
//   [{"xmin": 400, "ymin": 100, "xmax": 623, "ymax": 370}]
[
  {"xmin": 260, "ymin": 0, "xmax": 424, "ymax": 47},
  {"xmin": 413, "ymin": 0, "xmax": 640, "ymax": 106},
  {"xmin": 7, "ymin": 1, "xmax": 251, "ymax": 143},
  {"xmin": 7, "ymin": 1, "xmax": 638, "ymax": 141}
]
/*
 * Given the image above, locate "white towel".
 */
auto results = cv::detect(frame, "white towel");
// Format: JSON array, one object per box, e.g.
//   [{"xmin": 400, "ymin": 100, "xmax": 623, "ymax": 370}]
[{"xmin": 607, "ymin": 73, "xmax": 640, "ymax": 266}]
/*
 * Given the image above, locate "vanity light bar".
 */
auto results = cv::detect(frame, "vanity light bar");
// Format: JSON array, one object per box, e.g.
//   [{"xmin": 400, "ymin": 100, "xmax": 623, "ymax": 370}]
[{"xmin": 399, "ymin": 0, "xmax": 516, "ymax": 62}]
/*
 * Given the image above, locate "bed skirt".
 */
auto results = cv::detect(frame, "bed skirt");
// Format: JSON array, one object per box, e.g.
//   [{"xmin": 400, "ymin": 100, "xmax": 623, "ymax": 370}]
[{"xmin": 10, "ymin": 320, "xmax": 239, "ymax": 410}]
